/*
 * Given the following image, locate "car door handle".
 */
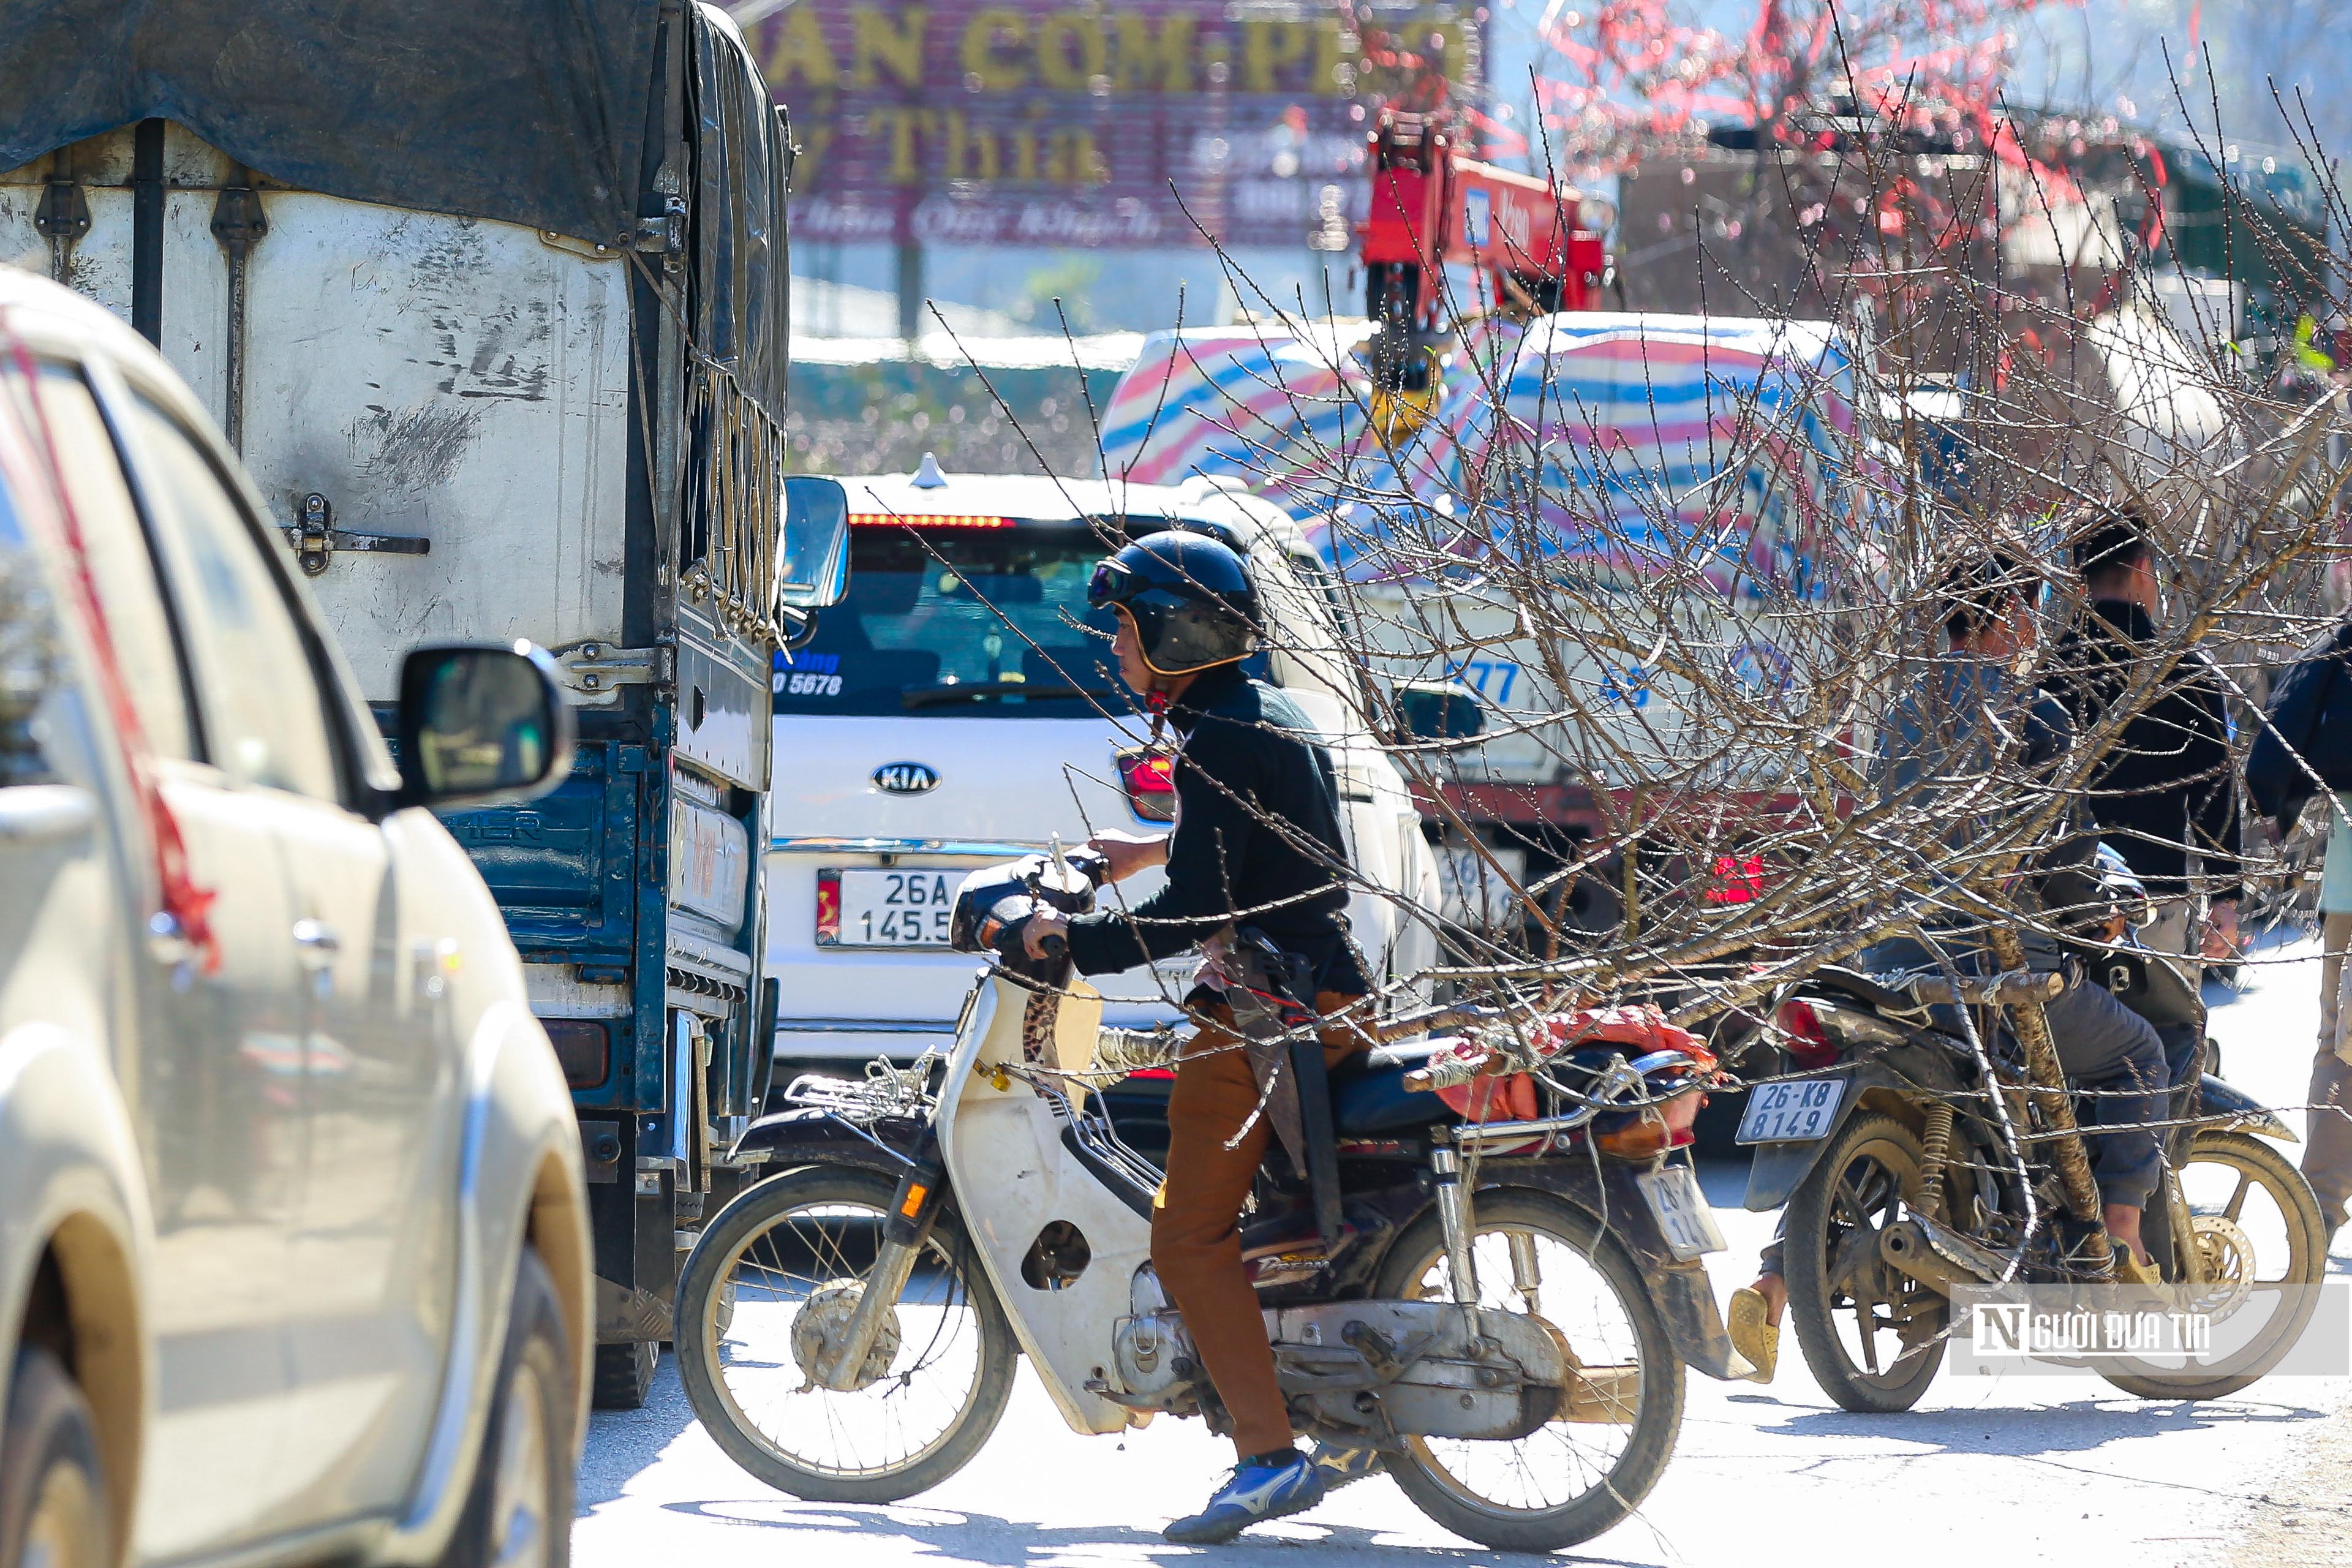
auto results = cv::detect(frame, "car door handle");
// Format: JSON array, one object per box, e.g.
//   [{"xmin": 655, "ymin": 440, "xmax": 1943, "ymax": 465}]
[{"xmin": 292, "ymin": 919, "xmax": 341, "ymax": 967}]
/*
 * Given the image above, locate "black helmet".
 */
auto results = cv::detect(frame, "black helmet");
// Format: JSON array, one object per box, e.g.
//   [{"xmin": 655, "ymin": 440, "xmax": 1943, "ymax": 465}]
[{"xmin": 1087, "ymin": 531, "xmax": 1259, "ymax": 677}]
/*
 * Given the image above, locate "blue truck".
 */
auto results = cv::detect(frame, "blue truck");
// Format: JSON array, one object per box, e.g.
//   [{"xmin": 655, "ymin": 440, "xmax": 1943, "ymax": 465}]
[{"xmin": 1, "ymin": 0, "xmax": 849, "ymax": 1404}]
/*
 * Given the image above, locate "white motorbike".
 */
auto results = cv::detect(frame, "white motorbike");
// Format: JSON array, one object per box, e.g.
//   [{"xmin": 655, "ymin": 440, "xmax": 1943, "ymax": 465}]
[{"xmin": 676, "ymin": 850, "xmax": 1746, "ymax": 1550}]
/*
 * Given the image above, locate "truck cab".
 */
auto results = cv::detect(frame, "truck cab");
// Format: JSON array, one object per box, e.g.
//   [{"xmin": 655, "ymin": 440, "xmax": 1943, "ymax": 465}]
[{"xmin": 0, "ymin": 0, "xmax": 848, "ymax": 1406}]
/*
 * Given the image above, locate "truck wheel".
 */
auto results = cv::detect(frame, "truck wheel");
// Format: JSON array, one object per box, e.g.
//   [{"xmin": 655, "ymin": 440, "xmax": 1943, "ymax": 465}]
[
  {"xmin": 590, "ymin": 1342, "xmax": 658, "ymax": 1411},
  {"xmin": 443, "ymin": 1250, "xmax": 575, "ymax": 1568},
  {"xmin": 0, "ymin": 1346, "xmax": 110, "ymax": 1568}
]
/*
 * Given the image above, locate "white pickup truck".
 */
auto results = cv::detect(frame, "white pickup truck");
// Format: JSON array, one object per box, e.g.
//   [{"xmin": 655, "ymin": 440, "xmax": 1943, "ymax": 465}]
[{"xmin": 0, "ymin": 268, "xmax": 590, "ymax": 1568}]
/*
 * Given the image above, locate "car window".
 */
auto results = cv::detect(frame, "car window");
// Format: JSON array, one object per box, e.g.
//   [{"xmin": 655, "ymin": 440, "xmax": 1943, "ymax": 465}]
[
  {"xmin": 777, "ymin": 521, "xmax": 1141, "ymax": 720},
  {"xmin": 776, "ymin": 514, "xmax": 1272, "ymax": 720},
  {"xmin": 124, "ymin": 394, "xmax": 341, "ymax": 801},
  {"xmin": 0, "ymin": 364, "xmax": 197, "ymax": 762},
  {"xmin": 0, "ymin": 474, "xmax": 66, "ymax": 789}
]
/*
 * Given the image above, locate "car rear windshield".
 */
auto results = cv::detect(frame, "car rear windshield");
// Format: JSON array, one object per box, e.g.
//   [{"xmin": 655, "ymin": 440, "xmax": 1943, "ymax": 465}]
[{"xmin": 773, "ymin": 521, "xmax": 1142, "ymax": 718}]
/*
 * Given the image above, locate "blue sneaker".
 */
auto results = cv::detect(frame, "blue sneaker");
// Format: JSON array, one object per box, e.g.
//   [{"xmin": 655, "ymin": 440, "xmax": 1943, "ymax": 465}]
[
  {"xmin": 1163, "ymin": 1451, "xmax": 1327, "ymax": 1545},
  {"xmin": 1307, "ymin": 1441, "xmax": 1384, "ymax": 1491}
]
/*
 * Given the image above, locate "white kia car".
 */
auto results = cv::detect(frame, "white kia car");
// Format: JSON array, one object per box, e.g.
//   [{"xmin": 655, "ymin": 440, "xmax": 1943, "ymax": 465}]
[{"xmin": 765, "ymin": 462, "xmax": 1442, "ymax": 1068}]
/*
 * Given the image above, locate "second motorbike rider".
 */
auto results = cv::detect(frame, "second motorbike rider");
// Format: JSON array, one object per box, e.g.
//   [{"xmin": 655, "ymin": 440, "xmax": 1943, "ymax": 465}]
[{"xmin": 1020, "ymin": 531, "xmax": 1367, "ymax": 1544}]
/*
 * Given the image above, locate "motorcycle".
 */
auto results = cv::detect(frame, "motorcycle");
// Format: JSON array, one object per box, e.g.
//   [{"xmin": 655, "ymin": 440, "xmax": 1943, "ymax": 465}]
[
  {"xmin": 674, "ymin": 847, "xmax": 1747, "ymax": 1550},
  {"xmin": 1732, "ymin": 925, "xmax": 2328, "ymax": 1412}
]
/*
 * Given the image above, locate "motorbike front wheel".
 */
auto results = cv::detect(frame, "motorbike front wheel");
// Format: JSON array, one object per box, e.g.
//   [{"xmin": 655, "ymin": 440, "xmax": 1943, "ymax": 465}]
[
  {"xmin": 1372, "ymin": 1188, "xmax": 1684, "ymax": 1552},
  {"xmin": 674, "ymin": 1166, "xmax": 1017, "ymax": 1502},
  {"xmin": 2100, "ymin": 1129, "xmax": 2330, "ymax": 1400}
]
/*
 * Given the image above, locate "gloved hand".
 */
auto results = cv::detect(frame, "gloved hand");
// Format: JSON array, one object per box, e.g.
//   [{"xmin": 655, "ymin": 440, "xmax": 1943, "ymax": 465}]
[{"xmin": 1095, "ymin": 1026, "xmax": 1182, "ymax": 1076}]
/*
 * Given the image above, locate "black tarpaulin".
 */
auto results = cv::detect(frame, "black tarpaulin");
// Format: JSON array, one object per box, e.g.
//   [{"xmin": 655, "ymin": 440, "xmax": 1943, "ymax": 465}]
[
  {"xmin": 0, "ymin": 0, "xmax": 662, "ymax": 247},
  {"xmin": 687, "ymin": 3, "xmax": 790, "ymax": 421}
]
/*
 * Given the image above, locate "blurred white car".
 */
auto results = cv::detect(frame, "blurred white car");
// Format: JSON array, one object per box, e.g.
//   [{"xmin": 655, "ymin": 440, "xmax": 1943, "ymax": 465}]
[
  {"xmin": 766, "ymin": 464, "xmax": 1442, "ymax": 1066},
  {"xmin": 0, "ymin": 270, "xmax": 591, "ymax": 1568}
]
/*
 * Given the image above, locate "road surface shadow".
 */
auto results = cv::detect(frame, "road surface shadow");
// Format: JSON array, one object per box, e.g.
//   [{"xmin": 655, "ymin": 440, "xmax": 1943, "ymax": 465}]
[
  {"xmin": 1763, "ymin": 1393, "xmax": 2328, "ymax": 1460},
  {"xmin": 579, "ymin": 1358, "xmax": 701, "ymax": 1510},
  {"xmin": 656, "ymin": 1496, "xmax": 1664, "ymax": 1567}
]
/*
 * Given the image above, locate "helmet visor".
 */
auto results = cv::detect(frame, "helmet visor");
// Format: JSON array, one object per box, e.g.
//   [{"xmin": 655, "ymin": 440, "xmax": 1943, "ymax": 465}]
[{"xmin": 1087, "ymin": 559, "xmax": 1137, "ymax": 610}]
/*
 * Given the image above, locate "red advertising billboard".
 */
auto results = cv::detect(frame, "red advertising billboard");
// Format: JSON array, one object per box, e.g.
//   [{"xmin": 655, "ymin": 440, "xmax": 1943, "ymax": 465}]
[{"xmin": 744, "ymin": 1, "xmax": 1479, "ymax": 249}]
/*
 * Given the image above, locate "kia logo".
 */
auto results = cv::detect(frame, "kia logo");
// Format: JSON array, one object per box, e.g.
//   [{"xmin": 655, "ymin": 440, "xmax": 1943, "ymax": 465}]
[{"xmin": 872, "ymin": 761, "xmax": 940, "ymax": 796}]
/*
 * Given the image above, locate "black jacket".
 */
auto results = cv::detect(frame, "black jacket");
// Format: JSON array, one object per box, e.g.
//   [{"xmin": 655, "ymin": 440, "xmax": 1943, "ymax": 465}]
[
  {"xmin": 2247, "ymin": 616, "xmax": 2352, "ymax": 835},
  {"xmin": 1065, "ymin": 664, "xmax": 1362, "ymax": 990},
  {"xmin": 2046, "ymin": 600, "xmax": 2243, "ymax": 902}
]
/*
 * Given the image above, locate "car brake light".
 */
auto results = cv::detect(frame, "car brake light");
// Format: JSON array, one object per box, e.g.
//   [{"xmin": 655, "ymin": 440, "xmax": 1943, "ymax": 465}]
[
  {"xmin": 816, "ymin": 871, "xmax": 842, "ymax": 944},
  {"xmin": 850, "ymin": 512, "xmax": 1014, "ymax": 528},
  {"xmin": 1117, "ymin": 749, "xmax": 1177, "ymax": 823},
  {"xmin": 1704, "ymin": 853, "xmax": 1767, "ymax": 904},
  {"xmin": 1775, "ymin": 998, "xmax": 1840, "ymax": 1069}
]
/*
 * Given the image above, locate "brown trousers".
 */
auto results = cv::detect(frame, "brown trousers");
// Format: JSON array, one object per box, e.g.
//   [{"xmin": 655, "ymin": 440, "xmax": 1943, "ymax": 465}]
[
  {"xmin": 2309, "ymin": 911, "xmax": 2352, "ymax": 1229},
  {"xmin": 1153, "ymin": 990, "xmax": 1368, "ymax": 1459}
]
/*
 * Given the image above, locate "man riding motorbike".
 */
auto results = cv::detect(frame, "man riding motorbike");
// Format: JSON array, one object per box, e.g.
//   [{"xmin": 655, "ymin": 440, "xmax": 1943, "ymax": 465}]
[
  {"xmin": 1727, "ymin": 545, "xmax": 2172, "ymax": 1379},
  {"xmin": 1018, "ymin": 530, "xmax": 1371, "ymax": 1543}
]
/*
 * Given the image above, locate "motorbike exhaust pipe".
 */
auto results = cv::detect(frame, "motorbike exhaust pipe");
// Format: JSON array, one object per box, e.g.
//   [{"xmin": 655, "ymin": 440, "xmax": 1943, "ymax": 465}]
[{"xmin": 1879, "ymin": 1218, "xmax": 2009, "ymax": 1297}]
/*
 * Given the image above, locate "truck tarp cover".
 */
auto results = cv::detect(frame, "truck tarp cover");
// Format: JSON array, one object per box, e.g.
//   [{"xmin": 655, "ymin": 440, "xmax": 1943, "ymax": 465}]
[{"xmin": 0, "ymin": 0, "xmax": 661, "ymax": 249}]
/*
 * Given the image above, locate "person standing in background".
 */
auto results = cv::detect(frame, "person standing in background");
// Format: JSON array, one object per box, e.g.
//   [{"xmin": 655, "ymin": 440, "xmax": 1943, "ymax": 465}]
[
  {"xmin": 2046, "ymin": 502, "xmax": 2244, "ymax": 971},
  {"xmin": 2250, "ymin": 615, "xmax": 2352, "ymax": 1239}
]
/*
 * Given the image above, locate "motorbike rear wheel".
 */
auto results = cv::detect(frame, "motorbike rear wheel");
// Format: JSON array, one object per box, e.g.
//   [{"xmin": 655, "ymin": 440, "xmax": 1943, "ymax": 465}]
[
  {"xmin": 675, "ymin": 1165, "xmax": 1017, "ymax": 1502},
  {"xmin": 2100, "ymin": 1130, "xmax": 2329, "ymax": 1400},
  {"xmin": 1372, "ymin": 1187, "xmax": 1683, "ymax": 1552},
  {"xmin": 1785, "ymin": 1113, "xmax": 1949, "ymax": 1414}
]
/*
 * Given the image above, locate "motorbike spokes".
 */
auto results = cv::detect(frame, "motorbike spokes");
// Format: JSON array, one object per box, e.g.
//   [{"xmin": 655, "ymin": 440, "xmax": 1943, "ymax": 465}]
[
  {"xmin": 675, "ymin": 1168, "xmax": 1017, "ymax": 1501},
  {"xmin": 1825, "ymin": 1164, "xmax": 1936, "ymax": 1374},
  {"xmin": 1785, "ymin": 1114, "xmax": 1950, "ymax": 1412},
  {"xmin": 1371, "ymin": 1191, "xmax": 1683, "ymax": 1550},
  {"xmin": 2098, "ymin": 1131, "xmax": 2330, "ymax": 1400}
]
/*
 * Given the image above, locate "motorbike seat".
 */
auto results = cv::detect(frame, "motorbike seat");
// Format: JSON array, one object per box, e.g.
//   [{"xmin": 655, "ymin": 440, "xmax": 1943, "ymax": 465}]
[
  {"xmin": 1329, "ymin": 1039, "xmax": 1453, "ymax": 1137},
  {"xmin": 1807, "ymin": 965, "xmax": 1928, "ymax": 1016}
]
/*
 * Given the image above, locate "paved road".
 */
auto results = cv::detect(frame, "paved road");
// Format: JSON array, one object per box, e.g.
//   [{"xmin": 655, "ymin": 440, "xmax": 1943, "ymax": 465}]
[{"xmin": 576, "ymin": 938, "xmax": 2352, "ymax": 1566}]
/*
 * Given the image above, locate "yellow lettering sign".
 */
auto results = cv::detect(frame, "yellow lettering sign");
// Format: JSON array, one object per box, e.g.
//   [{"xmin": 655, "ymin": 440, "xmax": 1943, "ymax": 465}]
[
  {"xmin": 870, "ymin": 105, "xmax": 929, "ymax": 184},
  {"xmin": 1110, "ymin": 12, "xmax": 1194, "ymax": 91},
  {"xmin": 1310, "ymin": 19, "xmax": 1349, "ymax": 94},
  {"xmin": 850, "ymin": 6, "xmax": 928, "ymax": 88},
  {"xmin": 960, "ymin": 9, "xmax": 1029, "ymax": 91},
  {"xmin": 941, "ymin": 111, "xmax": 1000, "ymax": 179},
  {"xmin": 1035, "ymin": 13, "xmax": 1107, "ymax": 90},
  {"xmin": 788, "ymin": 125, "xmax": 834, "ymax": 188},
  {"xmin": 1241, "ymin": 18, "xmax": 1309, "ymax": 92},
  {"xmin": 763, "ymin": 6, "xmax": 839, "ymax": 89},
  {"xmin": 1046, "ymin": 126, "xmax": 1110, "ymax": 184}
]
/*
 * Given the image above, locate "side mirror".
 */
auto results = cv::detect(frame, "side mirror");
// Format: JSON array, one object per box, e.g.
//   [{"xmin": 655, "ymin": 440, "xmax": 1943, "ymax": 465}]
[
  {"xmin": 1395, "ymin": 679, "xmax": 1485, "ymax": 744},
  {"xmin": 777, "ymin": 475, "xmax": 851, "ymax": 613},
  {"xmin": 396, "ymin": 643, "xmax": 575, "ymax": 811}
]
